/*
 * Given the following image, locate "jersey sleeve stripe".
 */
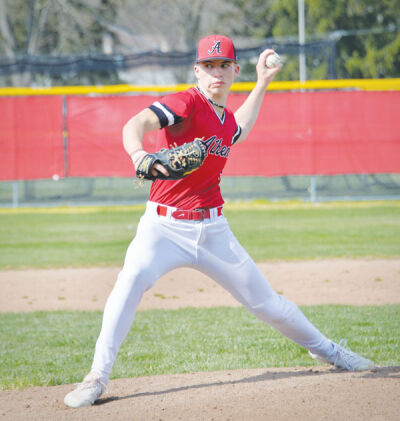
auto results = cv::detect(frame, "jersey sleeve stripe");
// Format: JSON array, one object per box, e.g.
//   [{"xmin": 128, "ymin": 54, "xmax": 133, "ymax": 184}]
[
  {"xmin": 232, "ymin": 125, "xmax": 242, "ymax": 145},
  {"xmin": 149, "ymin": 101, "xmax": 183, "ymax": 128},
  {"xmin": 149, "ymin": 104, "xmax": 169, "ymax": 127}
]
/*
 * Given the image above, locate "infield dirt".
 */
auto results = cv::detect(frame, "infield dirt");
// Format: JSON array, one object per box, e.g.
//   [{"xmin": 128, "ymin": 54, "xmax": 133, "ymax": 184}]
[{"xmin": 1, "ymin": 258, "xmax": 399, "ymax": 420}]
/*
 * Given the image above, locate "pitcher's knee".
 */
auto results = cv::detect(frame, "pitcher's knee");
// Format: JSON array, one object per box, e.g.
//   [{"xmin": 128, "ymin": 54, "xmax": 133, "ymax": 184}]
[
  {"xmin": 249, "ymin": 294, "xmax": 297, "ymax": 325},
  {"xmin": 117, "ymin": 266, "xmax": 157, "ymax": 294}
]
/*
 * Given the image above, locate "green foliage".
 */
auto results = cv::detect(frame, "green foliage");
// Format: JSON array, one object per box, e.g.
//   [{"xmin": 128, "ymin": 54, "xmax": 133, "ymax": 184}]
[
  {"xmin": 217, "ymin": 0, "xmax": 400, "ymax": 79},
  {"xmin": 0, "ymin": 305, "xmax": 398, "ymax": 389},
  {"xmin": 307, "ymin": 0, "xmax": 400, "ymax": 78},
  {"xmin": 0, "ymin": 202, "xmax": 399, "ymax": 269}
]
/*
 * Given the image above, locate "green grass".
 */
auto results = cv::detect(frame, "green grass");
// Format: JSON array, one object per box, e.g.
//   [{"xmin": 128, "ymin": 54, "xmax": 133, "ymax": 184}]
[
  {"xmin": 0, "ymin": 201, "xmax": 399, "ymax": 268},
  {"xmin": 0, "ymin": 207, "xmax": 143, "ymax": 268},
  {"xmin": 227, "ymin": 204, "xmax": 400, "ymax": 261},
  {"xmin": 0, "ymin": 305, "xmax": 399, "ymax": 390}
]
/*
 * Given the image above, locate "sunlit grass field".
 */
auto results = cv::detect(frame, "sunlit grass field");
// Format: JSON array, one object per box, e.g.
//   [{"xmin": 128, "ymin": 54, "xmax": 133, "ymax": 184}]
[{"xmin": 1, "ymin": 201, "xmax": 399, "ymax": 268}]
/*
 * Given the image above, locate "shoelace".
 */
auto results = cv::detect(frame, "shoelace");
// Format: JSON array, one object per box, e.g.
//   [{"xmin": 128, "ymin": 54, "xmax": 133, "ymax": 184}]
[
  {"xmin": 75, "ymin": 375, "xmax": 106, "ymax": 392},
  {"xmin": 333, "ymin": 339, "xmax": 359, "ymax": 370}
]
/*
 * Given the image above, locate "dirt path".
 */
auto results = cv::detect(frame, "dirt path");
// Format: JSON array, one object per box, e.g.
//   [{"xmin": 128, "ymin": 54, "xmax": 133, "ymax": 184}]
[
  {"xmin": 1, "ymin": 258, "xmax": 399, "ymax": 312},
  {"xmin": 1, "ymin": 258, "xmax": 399, "ymax": 420}
]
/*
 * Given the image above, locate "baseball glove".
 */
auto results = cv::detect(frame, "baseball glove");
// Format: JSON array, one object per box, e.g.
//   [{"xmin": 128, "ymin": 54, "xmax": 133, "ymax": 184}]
[{"xmin": 136, "ymin": 138, "xmax": 207, "ymax": 181}]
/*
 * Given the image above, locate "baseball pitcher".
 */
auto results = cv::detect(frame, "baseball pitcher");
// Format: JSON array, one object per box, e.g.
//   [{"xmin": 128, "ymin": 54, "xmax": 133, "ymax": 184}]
[{"xmin": 64, "ymin": 35, "xmax": 374, "ymax": 408}]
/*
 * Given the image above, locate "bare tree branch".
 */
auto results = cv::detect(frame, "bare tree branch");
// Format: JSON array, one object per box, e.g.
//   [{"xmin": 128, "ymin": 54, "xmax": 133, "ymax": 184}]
[
  {"xmin": 27, "ymin": 0, "xmax": 54, "ymax": 54},
  {"xmin": 0, "ymin": 0, "xmax": 16, "ymax": 56}
]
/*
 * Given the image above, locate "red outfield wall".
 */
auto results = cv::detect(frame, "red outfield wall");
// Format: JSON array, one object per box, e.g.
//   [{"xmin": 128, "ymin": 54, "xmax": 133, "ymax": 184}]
[
  {"xmin": 1, "ymin": 91, "xmax": 399, "ymax": 181},
  {"xmin": 0, "ymin": 96, "xmax": 65, "ymax": 180}
]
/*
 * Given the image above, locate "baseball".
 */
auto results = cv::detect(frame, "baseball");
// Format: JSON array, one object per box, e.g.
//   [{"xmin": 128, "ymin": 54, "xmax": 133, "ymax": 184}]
[{"xmin": 265, "ymin": 52, "xmax": 281, "ymax": 69}]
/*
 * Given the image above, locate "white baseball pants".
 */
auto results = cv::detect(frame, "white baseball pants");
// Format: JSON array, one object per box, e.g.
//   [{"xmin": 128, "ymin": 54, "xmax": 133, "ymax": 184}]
[{"xmin": 91, "ymin": 201, "xmax": 334, "ymax": 383}]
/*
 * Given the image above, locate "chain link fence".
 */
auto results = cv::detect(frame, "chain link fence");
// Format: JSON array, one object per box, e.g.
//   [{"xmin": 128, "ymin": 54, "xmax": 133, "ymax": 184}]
[{"xmin": 2, "ymin": 174, "xmax": 400, "ymax": 207}]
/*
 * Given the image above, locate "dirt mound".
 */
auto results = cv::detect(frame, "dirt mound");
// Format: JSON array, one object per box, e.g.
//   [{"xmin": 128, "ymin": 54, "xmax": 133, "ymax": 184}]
[{"xmin": 1, "ymin": 367, "xmax": 399, "ymax": 420}]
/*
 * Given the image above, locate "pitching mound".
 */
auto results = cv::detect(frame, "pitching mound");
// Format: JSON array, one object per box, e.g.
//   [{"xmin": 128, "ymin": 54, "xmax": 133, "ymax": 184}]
[{"xmin": 1, "ymin": 367, "xmax": 399, "ymax": 420}]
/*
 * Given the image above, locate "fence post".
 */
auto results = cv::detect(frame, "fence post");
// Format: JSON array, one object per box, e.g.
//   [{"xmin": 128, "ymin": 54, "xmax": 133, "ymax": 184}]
[
  {"xmin": 12, "ymin": 181, "xmax": 19, "ymax": 208},
  {"xmin": 63, "ymin": 95, "xmax": 69, "ymax": 177},
  {"xmin": 310, "ymin": 175, "xmax": 317, "ymax": 203}
]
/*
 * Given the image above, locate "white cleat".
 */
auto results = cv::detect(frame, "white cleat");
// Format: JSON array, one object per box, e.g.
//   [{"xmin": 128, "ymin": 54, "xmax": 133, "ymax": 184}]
[
  {"xmin": 309, "ymin": 340, "xmax": 375, "ymax": 372},
  {"xmin": 64, "ymin": 371, "xmax": 106, "ymax": 408}
]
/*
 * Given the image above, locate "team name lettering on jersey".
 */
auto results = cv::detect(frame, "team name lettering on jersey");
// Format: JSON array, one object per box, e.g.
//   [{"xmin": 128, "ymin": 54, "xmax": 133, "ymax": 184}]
[
  {"xmin": 149, "ymin": 87, "xmax": 238, "ymax": 208},
  {"xmin": 203, "ymin": 135, "xmax": 230, "ymax": 158}
]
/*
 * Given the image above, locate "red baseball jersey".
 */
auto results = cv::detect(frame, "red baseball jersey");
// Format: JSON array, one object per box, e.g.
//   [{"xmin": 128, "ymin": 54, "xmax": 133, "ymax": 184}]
[{"xmin": 148, "ymin": 87, "xmax": 241, "ymax": 209}]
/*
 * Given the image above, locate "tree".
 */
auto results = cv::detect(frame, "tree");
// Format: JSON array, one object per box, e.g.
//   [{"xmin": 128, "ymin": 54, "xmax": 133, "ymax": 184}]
[
  {"xmin": 0, "ymin": 0, "xmax": 124, "ymax": 85},
  {"xmin": 1, "ymin": 0, "xmax": 398, "ymax": 85},
  {"xmin": 0, "ymin": 0, "xmax": 230, "ymax": 85},
  {"xmin": 214, "ymin": 0, "xmax": 400, "ymax": 79}
]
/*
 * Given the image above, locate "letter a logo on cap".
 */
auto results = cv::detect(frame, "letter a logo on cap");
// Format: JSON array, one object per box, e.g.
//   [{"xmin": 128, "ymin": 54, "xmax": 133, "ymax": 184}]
[{"xmin": 208, "ymin": 41, "xmax": 222, "ymax": 55}]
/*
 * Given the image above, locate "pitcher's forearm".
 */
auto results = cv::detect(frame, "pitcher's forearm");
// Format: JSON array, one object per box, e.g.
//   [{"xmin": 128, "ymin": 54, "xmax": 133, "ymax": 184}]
[{"xmin": 122, "ymin": 108, "xmax": 161, "ymax": 167}]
